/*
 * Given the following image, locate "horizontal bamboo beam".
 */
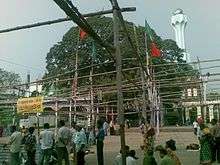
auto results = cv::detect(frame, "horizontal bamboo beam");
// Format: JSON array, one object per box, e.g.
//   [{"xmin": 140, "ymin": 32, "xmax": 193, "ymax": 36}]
[{"xmin": 0, "ymin": 7, "xmax": 136, "ymax": 34}]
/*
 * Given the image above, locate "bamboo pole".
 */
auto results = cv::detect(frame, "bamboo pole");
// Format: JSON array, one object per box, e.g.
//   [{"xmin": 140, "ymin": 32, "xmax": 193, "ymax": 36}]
[
  {"xmin": 0, "ymin": 7, "xmax": 135, "ymax": 34},
  {"xmin": 111, "ymin": 0, "xmax": 126, "ymax": 164}
]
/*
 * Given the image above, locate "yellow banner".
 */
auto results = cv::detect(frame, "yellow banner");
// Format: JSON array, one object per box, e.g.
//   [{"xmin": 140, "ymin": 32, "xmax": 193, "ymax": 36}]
[{"xmin": 17, "ymin": 96, "xmax": 43, "ymax": 113}]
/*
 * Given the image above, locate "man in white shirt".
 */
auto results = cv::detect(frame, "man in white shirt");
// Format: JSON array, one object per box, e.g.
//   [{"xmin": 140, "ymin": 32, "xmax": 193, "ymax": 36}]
[
  {"xmin": 193, "ymin": 120, "xmax": 198, "ymax": 135},
  {"xmin": 9, "ymin": 125, "xmax": 22, "ymax": 165},
  {"xmin": 39, "ymin": 123, "xmax": 54, "ymax": 165},
  {"xmin": 56, "ymin": 120, "xmax": 71, "ymax": 165}
]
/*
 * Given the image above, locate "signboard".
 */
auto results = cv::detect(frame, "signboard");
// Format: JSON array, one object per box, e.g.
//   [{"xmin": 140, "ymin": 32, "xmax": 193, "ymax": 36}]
[{"xmin": 17, "ymin": 96, "xmax": 43, "ymax": 113}]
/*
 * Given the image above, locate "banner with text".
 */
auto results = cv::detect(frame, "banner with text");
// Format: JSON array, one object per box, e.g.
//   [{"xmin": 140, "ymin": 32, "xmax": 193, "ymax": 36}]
[{"xmin": 17, "ymin": 96, "xmax": 43, "ymax": 113}]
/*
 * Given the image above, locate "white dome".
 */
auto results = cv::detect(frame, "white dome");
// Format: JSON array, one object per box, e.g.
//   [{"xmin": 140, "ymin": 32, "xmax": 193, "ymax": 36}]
[{"xmin": 173, "ymin": 9, "xmax": 184, "ymax": 15}]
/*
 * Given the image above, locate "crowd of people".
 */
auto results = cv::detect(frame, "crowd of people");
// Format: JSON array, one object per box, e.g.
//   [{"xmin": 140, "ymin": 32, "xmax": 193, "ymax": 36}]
[
  {"xmin": 6, "ymin": 118, "xmax": 109, "ymax": 165},
  {"xmin": 193, "ymin": 118, "xmax": 220, "ymax": 164},
  {"xmin": 112, "ymin": 122, "xmax": 181, "ymax": 165},
  {"xmin": 140, "ymin": 118, "xmax": 220, "ymax": 165},
  {"xmin": 139, "ymin": 123, "xmax": 181, "ymax": 165},
  {"xmin": 5, "ymin": 117, "xmax": 220, "ymax": 165}
]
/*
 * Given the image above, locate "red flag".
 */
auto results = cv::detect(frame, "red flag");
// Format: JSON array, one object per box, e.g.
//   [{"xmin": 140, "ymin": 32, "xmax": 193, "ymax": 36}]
[
  {"xmin": 145, "ymin": 20, "xmax": 161, "ymax": 58},
  {"xmin": 150, "ymin": 42, "xmax": 161, "ymax": 57},
  {"xmin": 79, "ymin": 29, "xmax": 87, "ymax": 40}
]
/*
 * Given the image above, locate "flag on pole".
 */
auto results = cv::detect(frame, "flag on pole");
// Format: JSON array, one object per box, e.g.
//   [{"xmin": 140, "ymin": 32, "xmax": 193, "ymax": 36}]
[
  {"xmin": 145, "ymin": 20, "xmax": 161, "ymax": 57},
  {"xmin": 150, "ymin": 43, "xmax": 161, "ymax": 57},
  {"xmin": 79, "ymin": 28, "xmax": 87, "ymax": 40}
]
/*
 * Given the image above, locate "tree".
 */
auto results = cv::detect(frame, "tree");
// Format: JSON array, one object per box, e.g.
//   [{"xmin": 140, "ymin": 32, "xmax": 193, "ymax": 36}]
[
  {"xmin": 0, "ymin": 68, "xmax": 21, "ymax": 126},
  {"xmin": 44, "ymin": 16, "xmax": 198, "ymax": 125}
]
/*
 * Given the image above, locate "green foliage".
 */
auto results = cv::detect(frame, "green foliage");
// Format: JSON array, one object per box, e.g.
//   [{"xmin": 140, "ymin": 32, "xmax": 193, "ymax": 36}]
[
  {"xmin": 0, "ymin": 68, "xmax": 21, "ymax": 99},
  {"xmin": 0, "ymin": 68, "xmax": 21, "ymax": 125},
  {"xmin": 44, "ymin": 16, "xmax": 198, "ymax": 124}
]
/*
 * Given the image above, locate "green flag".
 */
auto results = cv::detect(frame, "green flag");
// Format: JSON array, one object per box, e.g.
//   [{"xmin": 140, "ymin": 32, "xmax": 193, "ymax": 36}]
[{"xmin": 145, "ymin": 20, "xmax": 161, "ymax": 57}]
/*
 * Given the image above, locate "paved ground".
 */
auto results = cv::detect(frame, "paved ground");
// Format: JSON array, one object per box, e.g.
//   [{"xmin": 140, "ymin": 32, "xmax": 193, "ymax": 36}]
[
  {"xmin": 1, "ymin": 127, "xmax": 219, "ymax": 165},
  {"xmin": 85, "ymin": 128, "xmax": 201, "ymax": 165}
]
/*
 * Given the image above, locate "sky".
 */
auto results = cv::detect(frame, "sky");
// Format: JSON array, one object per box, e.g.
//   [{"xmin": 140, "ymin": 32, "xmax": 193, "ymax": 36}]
[{"xmin": 0, "ymin": 0, "xmax": 220, "ymax": 87}]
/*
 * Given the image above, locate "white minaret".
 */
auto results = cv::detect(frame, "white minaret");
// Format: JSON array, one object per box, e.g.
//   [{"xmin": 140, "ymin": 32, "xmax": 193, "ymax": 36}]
[{"xmin": 171, "ymin": 9, "xmax": 189, "ymax": 62}]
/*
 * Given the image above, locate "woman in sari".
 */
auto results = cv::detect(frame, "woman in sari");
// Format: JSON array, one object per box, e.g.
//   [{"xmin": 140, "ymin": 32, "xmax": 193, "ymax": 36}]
[{"xmin": 200, "ymin": 127, "xmax": 213, "ymax": 165}]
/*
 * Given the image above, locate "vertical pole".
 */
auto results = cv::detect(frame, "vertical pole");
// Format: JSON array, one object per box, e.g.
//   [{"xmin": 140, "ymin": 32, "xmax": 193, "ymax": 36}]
[
  {"xmin": 197, "ymin": 57, "xmax": 204, "ymax": 122},
  {"xmin": 217, "ymin": 105, "xmax": 220, "ymax": 121},
  {"xmin": 12, "ymin": 105, "xmax": 16, "ymax": 125},
  {"xmin": 55, "ymin": 78, "xmax": 58, "ymax": 138},
  {"xmin": 90, "ymin": 57, "xmax": 94, "ymax": 131},
  {"xmin": 203, "ymin": 76, "xmax": 207, "ymax": 123},
  {"xmin": 111, "ymin": 1, "xmax": 126, "ymax": 164},
  {"xmin": 133, "ymin": 25, "xmax": 148, "ymax": 124},
  {"xmin": 156, "ymin": 90, "xmax": 160, "ymax": 135},
  {"xmin": 73, "ymin": 30, "xmax": 80, "ymax": 123},
  {"xmin": 36, "ymin": 82, "xmax": 40, "ymax": 142},
  {"xmin": 160, "ymin": 107, "xmax": 164, "ymax": 127},
  {"xmin": 152, "ymin": 71, "xmax": 156, "ymax": 127},
  {"xmin": 111, "ymin": 107, "xmax": 114, "ymax": 122},
  {"xmin": 69, "ymin": 99, "xmax": 72, "ymax": 128},
  {"xmin": 144, "ymin": 28, "xmax": 152, "ymax": 126},
  {"xmin": 209, "ymin": 105, "xmax": 214, "ymax": 122},
  {"xmin": 73, "ymin": 94, "xmax": 77, "ymax": 123}
]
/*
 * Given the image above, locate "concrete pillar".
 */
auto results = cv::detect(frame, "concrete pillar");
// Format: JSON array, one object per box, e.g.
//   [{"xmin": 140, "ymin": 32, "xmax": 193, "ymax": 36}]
[
  {"xmin": 209, "ymin": 105, "xmax": 214, "ymax": 122},
  {"xmin": 196, "ymin": 106, "xmax": 202, "ymax": 118}
]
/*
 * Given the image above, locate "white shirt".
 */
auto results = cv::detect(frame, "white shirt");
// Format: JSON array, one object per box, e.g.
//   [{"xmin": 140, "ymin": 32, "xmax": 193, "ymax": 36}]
[
  {"xmin": 126, "ymin": 156, "xmax": 136, "ymax": 165},
  {"xmin": 193, "ymin": 122, "xmax": 198, "ymax": 128},
  {"xmin": 57, "ymin": 126, "xmax": 71, "ymax": 147},
  {"xmin": 39, "ymin": 129, "xmax": 54, "ymax": 150}
]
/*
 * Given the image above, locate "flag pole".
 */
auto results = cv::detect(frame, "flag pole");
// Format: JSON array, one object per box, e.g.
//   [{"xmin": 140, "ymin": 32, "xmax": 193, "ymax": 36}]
[
  {"xmin": 144, "ymin": 21, "xmax": 152, "ymax": 127},
  {"xmin": 90, "ymin": 42, "xmax": 98, "ymax": 138},
  {"xmin": 133, "ymin": 25, "xmax": 148, "ymax": 125},
  {"xmin": 89, "ymin": 42, "xmax": 95, "ymax": 134},
  {"xmin": 145, "ymin": 20, "xmax": 157, "ymax": 127},
  {"xmin": 73, "ymin": 28, "xmax": 80, "ymax": 123}
]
